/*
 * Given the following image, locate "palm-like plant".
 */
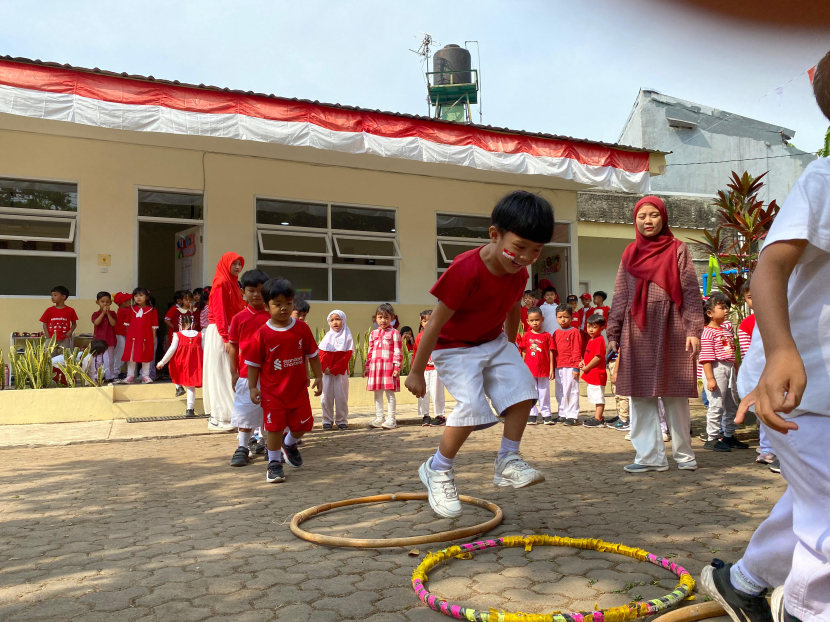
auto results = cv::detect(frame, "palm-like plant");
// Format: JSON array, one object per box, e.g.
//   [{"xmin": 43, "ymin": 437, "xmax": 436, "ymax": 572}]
[{"xmin": 9, "ymin": 335, "xmax": 57, "ymax": 389}]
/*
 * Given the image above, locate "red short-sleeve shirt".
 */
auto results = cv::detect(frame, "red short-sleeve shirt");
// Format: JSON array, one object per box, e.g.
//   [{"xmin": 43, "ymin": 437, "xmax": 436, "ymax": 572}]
[
  {"xmin": 553, "ymin": 327, "xmax": 584, "ymax": 369},
  {"xmin": 91, "ymin": 310, "xmax": 118, "ymax": 347},
  {"xmin": 430, "ymin": 247, "xmax": 528, "ymax": 350},
  {"xmin": 228, "ymin": 306, "xmax": 271, "ymax": 379},
  {"xmin": 521, "ymin": 331, "xmax": 553, "ymax": 377},
  {"xmin": 582, "ymin": 336, "xmax": 608, "ymax": 386},
  {"xmin": 40, "ymin": 306, "xmax": 78, "ymax": 340}
]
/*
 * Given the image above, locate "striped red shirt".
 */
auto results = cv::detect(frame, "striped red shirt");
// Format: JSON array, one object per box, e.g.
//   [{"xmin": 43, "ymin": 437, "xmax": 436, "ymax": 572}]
[
  {"xmin": 699, "ymin": 321, "xmax": 735, "ymax": 364},
  {"xmin": 738, "ymin": 315, "xmax": 756, "ymax": 359}
]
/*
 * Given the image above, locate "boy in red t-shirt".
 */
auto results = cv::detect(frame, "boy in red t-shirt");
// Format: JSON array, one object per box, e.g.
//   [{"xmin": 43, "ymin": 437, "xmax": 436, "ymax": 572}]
[
  {"xmin": 112, "ymin": 292, "xmax": 132, "ymax": 380},
  {"xmin": 228, "ymin": 270, "xmax": 271, "ymax": 468},
  {"xmin": 247, "ymin": 278, "xmax": 322, "ymax": 484},
  {"xmin": 588, "ymin": 291, "xmax": 610, "ymax": 322},
  {"xmin": 405, "ymin": 191, "xmax": 553, "ymax": 518},
  {"xmin": 40, "ymin": 285, "xmax": 78, "ymax": 348},
  {"xmin": 581, "ymin": 315, "xmax": 609, "ymax": 428},
  {"xmin": 91, "ymin": 291, "xmax": 118, "ymax": 380},
  {"xmin": 519, "ymin": 290, "xmax": 535, "ymax": 336},
  {"xmin": 578, "ymin": 293, "xmax": 592, "ymax": 330},
  {"xmin": 520, "ymin": 307, "xmax": 555, "ymax": 426},
  {"xmin": 552, "ymin": 304, "xmax": 585, "ymax": 425}
]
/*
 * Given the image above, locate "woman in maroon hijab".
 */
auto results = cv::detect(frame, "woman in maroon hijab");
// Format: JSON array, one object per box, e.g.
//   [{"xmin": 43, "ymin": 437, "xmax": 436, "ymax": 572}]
[{"xmin": 607, "ymin": 196, "xmax": 704, "ymax": 473}]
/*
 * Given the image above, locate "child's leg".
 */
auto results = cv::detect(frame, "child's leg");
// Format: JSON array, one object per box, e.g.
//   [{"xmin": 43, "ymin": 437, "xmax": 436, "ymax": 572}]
[
  {"xmin": 113, "ymin": 335, "xmax": 125, "ymax": 375},
  {"xmin": 662, "ymin": 397, "xmax": 695, "ymax": 465},
  {"xmin": 705, "ymin": 365, "xmax": 726, "ymax": 441},
  {"xmin": 566, "ymin": 370, "xmax": 580, "ymax": 419},
  {"xmin": 530, "ymin": 378, "xmax": 541, "ymax": 418},
  {"xmin": 554, "ymin": 368, "xmax": 565, "ymax": 417},
  {"xmin": 418, "ymin": 372, "xmax": 431, "ymax": 416},
  {"xmin": 321, "ymin": 374, "xmax": 334, "ymax": 425},
  {"xmin": 538, "ymin": 378, "xmax": 551, "ymax": 419},
  {"xmin": 373, "ymin": 390, "xmax": 385, "ymax": 419},
  {"xmin": 721, "ymin": 363, "xmax": 740, "ymax": 438},
  {"xmin": 334, "ymin": 374, "xmax": 349, "ymax": 425},
  {"xmin": 432, "ymin": 372, "xmax": 446, "ymax": 418},
  {"xmin": 140, "ymin": 362, "xmax": 151, "ymax": 381},
  {"xmin": 149, "ymin": 336, "xmax": 157, "ymax": 380},
  {"xmin": 758, "ymin": 424, "xmax": 774, "ymax": 457},
  {"xmin": 385, "ymin": 389, "xmax": 396, "ymax": 420},
  {"xmin": 437, "ymin": 426, "xmax": 475, "ymax": 460},
  {"xmin": 186, "ymin": 386, "xmax": 195, "ymax": 410},
  {"xmin": 126, "ymin": 361, "xmax": 137, "ymax": 380},
  {"xmin": 105, "ymin": 346, "xmax": 116, "ymax": 380}
]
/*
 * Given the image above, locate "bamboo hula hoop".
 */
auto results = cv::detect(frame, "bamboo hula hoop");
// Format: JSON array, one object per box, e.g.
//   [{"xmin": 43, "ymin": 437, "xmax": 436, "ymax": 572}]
[
  {"xmin": 290, "ymin": 492, "xmax": 503, "ymax": 548},
  {"xmin": 412, "ymin": 535, "xmax": 696, "ymax": 622}
]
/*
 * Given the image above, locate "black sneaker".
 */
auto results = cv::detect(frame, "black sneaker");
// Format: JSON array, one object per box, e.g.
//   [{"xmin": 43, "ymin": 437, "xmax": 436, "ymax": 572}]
[
  {"xmin": 542, "ymin": 417, "xmax": 554, "ymax": 425},
  {"xmin": 562, "ymin": 418, "xmax": 578, "ymax": 427},
  {"xmin": 604, "ymin": 416, "xmax": 620, "ymax": 425},
  {"xmin": 185, "ymin": 408, "xmax": 196, "ymax": 418},
  {"xmin": 175, "ymin": 385, "xmax": 185, "ymax": 397},
  {"xmin": 527, "ymin": 416, "xmax": 538, "ymax": 425},
  {"xmin": 769, "ymin": 459, "xmax": 781, "ymax": 474},
  {"xmin": 337, "ymin": 423, "xmax": 348, "ymax": 431},
  {"xmin": 253, "ymin": 437, "xmax": 266, "ymax": 455},
  {"xmin": 583, "ymin": 418, "xmax": 606, "ymax": 429},
  {"xmin": 699, "ymin": 560, "xmax": 773, "ymax": 622},
  {"xmin": 230, "ymin": 446, "xmax": 250, "ymax": 467},
  {"xmin": 266, "ymin": 460, "xmax": 285, "ymax": 483},
  {"xmin": 432, "ymin": 416, "xmax": 446, "ymax": 426},
  {"xmin": 282, "ymin": 443, "xmax": 303, "ymax": 468},
  {"xmin": 322, "ymin": 423, "xmax": 333, "ymax": 431},
  {"xmin": 704, "ymin": 439, "xmax": 732, "ymax": 452},
  {"xmin": 421, "ymin": 415, "xmax": 432, "ymax": 427},
  {"xmin": 722, "ymin": 435, "xmax": 750, "ymax": 449}
]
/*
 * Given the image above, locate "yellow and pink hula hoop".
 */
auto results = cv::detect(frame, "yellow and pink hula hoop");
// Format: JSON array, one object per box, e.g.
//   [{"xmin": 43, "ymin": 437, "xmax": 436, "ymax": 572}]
[{"xmin": 412, "ymin": 535, "xmax": 695, "ymax": 622}]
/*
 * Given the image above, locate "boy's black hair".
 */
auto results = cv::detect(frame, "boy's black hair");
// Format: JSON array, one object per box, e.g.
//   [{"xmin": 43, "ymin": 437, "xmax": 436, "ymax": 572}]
[
  {"xmin": 542, "ymin": 287, "xmax": 557, "ymax": 295},
  {"xmin": 593, "ymin": 291, "xmax": 608, "ymax": 301},
  {"xmin": 262, "ymin": 278, "xmax": 295, "ymax": 303},
  {"xmin": 132, "ymin": 287, "xmax": 150, "ymax": 298},
  {"xmin": 566, "ymin": 294, "xmax": 578, "ymax": 302},
  {"xmin": 813, "ymin": 49, "xmax": 830, "ymax": 121},
  {"xmin": 173, "ymin": 290, "xmax": 183, "ymax": 303},
  {"xmin": 523, "ymin": 290, "xmax": 534, "ymax": 296},
  {"xmin": 293, "ymin": 299, "xmax": 310, "ymax": 314},
  {"xmin": 375, "ymin": 303, "xmax": 395, "ymax": 318},
  {"xmin": 587, "ymin": 314, "xmax": 606, "ymax": 327},
  {"xmin": 555, "ymin": 303, "xmax": 572, "ymax": 315},
  {"xmin": 89, "ymin": 339, "xmax": 108, "ymax": 356},
  {"xmin": 181, "ymin": 289, "xmax": 192, "ymax": 299},
  {"xmin": 527, "ymin": 306, "xmax": 543, "ymax": 317},
  {"xmin": 96, "ymin": 291, "xmax": 111, "ymax": 301},
  {"xmin": 51, "ymin": 285, "xmax": 69, "ymax": 297},
  {"xmin": 703, "ymin": 291, "xmax": 731, "ymax": 316},
  {"xmin": 240, "ymin": 269, "xmax": 270, "ymax": 289},
  {"xmin": 740, "ymin": 278, "xmax": 751, "ymax": 295},
  {"xmin": 491, "ymin": 190, "xmax": 555, "ymax": 244}
]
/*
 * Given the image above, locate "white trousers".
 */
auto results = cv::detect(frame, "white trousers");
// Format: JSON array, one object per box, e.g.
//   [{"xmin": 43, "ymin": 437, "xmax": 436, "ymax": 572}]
[
  {"xmin": 185, "ymin": 386, "xmax": 195, "ymax": 410},
  {"xmin": 374, "ymin": 389, "xmax": 396, "ymax": 420},
  {"xmin": 554, "ymin": 368, "xmax": 579, "ymax": 420},
  {"xmin": 126, "ymin": 362, "xmax": 151, "ymax": 381},
  {"xmin": 629, "ymin": 397, "xmax": 695, "ymax": 467},
  {"xmin": 113, "ymin": 335, "xmax": 126, "ymax": 377},
  {"xmin": 322, "ymin": 374, "xmax": 349, "ymax": 425},
  {"xmin": 418, "ymin": 369, "xmax": 446, "ymax": 417},
  {"xmin": 758, "ymin": 424, "xmax": 774, "ymax": 455},
  {"xmin": 530, "ymin": 377, "xmax": 551, "ymax": 418},
  {"xmin": 203, "ymin": 324, "xmax": 234, "ymax": 428},
  {"xmin": 733, "ymin": 414, "xmax": 829, "ymax": 622}
]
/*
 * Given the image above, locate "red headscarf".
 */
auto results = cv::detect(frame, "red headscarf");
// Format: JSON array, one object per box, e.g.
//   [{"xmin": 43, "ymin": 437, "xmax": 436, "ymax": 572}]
[
  {"xmin": 209, "ymin": 252, "xmax": 246, "ymax": 329},
  {"xmin": 621, "ymin": 196, "xmax": 683, "ymax": 331}
]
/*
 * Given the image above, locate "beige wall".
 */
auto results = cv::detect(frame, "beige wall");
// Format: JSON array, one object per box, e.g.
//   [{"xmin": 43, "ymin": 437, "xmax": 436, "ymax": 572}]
[{"xmin": 0, "ymin": 114, "xmax": 579, "ymax": 343}]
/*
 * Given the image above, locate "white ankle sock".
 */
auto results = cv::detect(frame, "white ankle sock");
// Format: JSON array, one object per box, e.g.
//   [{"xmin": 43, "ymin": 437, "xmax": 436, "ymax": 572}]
[
  {"xmin": 431, "ymin": 448, "xmax": 454, "ymax": 472},
  {"xmin": 497, "ymin": 436, "xmax": 521, "ymax": 462},
  {"xmin": 730, "ymin": 563, "xmax": 765, "ymax": 596},
  {"xmin": 284, "ymin": 431, "xmax": 300, "ymax": 446},
  {"xmin": 238, "ymin": 430, "xmax": 252, "ymax": 449},
  {"xmin": 267, "ymin": 449, "xmax": 282, "ymax": 463}
]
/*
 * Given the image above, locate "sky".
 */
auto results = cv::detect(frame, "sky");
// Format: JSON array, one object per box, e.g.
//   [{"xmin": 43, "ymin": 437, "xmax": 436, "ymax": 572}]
[{"xmin": 2, "ymin": 0, "xmax": 830, "ymax": 151}]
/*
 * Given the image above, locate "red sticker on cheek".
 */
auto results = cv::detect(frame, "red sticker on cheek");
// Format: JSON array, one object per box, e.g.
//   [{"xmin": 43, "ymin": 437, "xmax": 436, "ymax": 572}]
[{"xmin": 502, "ymin": 248, "xmax": 516, "ymax": 260}]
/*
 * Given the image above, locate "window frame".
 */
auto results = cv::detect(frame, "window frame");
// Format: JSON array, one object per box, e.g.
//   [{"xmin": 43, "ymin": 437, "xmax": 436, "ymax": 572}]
[
  {"xmin": 0, "ymin": 213, "xmax": 76, "ymax": 243},
  {"xmin": 331, "ymin": 233, "xmax": 402, "ymax": 260},
  {"xmin": 0, "ymin": 175, "xmax": 80, "ymax": 298},
  {"xmin": 257, "ymin": 229, "xmax": 333, "ymax": 258},
  {"xmin": 254, "ymin": 197, "xmax": 400, "ymax": 303},
  {"xmin": 437, "ymin": 239, "xmax": 484, "ymax": 265}
]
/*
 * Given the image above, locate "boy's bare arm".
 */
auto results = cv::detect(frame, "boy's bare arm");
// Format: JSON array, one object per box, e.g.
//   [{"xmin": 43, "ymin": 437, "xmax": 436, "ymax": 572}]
[
  {"xmin": 106, "ymin": 312, "xmax": 117, "ymax": 327},
  {"xmin": 702, "ymin": 361, "xmax": 716, "ymax": 391},
  {"xmin": 581, "ymin": 354, "xmax": 602, "ymax": 373},
  {"xmin": 68, "ymin": 321, "xmax": 76, "ymax": 337},
  {"xmin": 504, "ymin": 302, "xmax": 521, "ymax": 344},
  {"xmin": 308, "ymin": 355, "xmax": 323, "ymax": 396},
  {"xmin": 405, "ymin": 302, "xmax": 454, "ymax": 398},
  {"xmin": 736, "ymin": 239, "xmax": 807, "ymax": 433},
  {"xmin": 42, "ymin": 322, "xmax": 49, "ymax": 335},
  {"xmin": 248, "ymin": 367, "xmax": 262, "ymax": 404},
  {"xmin": 228, "ymin": 343, "xmax": 239, "ymax": 386},
  {"xmin": 93, "ymin": 312, "xmax": 105, "ymax": 326}
]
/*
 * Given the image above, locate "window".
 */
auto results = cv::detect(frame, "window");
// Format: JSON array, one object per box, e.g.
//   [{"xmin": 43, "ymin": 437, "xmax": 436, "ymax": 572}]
[
  {"xmin": 255, "ymin": 199, "xmax": 399, "ymax": 302},
  {"xmin": 138, "ymin": 190, "xmax": 204, "ymax": 220},
  {"xmin": 0, "ymin": 177, "xmax": 78, "ymax": 296}
]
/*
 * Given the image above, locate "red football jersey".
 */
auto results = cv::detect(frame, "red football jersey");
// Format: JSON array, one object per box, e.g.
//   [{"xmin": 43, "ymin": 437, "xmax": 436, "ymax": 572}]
[
  {"xmin": 244, "ymin": 318, "xmax": 318, "ymax": 410},
  {"xmin": 228, "ymin": 306, "xmax": 271, "ymax": 378},
  {"xmin": 521, "ymin": 331, "xmax": 553, "ymax": 378},
  {"xmin": 582, "ymin": 336, "xmax": 608, "ymax": 386}
]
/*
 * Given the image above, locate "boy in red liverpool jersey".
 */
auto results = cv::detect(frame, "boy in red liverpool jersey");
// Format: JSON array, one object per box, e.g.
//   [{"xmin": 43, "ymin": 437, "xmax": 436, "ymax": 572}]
[{"xmin": 246, "ymin": 278, "xmax": 322, "ymax": 484}]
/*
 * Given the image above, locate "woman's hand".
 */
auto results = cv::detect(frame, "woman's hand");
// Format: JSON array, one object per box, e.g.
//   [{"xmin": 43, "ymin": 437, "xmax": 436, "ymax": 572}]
[
  {"xmin": 607, "ymin": 341, "xmax": 618, "ymax": 354},
  {"xmin": 686, "ymin": 336, "xmax": 700, "ymax": 359}
]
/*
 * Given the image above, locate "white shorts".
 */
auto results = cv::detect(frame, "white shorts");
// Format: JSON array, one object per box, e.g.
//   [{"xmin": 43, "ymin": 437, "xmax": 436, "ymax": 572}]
[
  {"xmin": 431, "ymin": 333, "xmax": 538, "ymax": 428},
  {"xmin": 587, "ymin": 383, "xmax": 605, "ymax": 405},
  {"xmin": 230, "ymin": 377, "xmax": 263, "ymax": 430}
]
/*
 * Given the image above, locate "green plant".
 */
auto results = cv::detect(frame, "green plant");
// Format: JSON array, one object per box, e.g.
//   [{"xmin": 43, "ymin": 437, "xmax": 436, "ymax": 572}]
[
  {"xmin": 9, "ymin": 335, "xmax": 57, "ymax": 389},
  {"xmin": 348, "ymin": 332, "xmax": 361, "ymax": 377},
  {"xmin": 401, "ymin": 341, "xmax": 412, "ymax": 376},
  {"xmin": 55, "ymin": 346, "xmax": 103, "ymax": 388}
]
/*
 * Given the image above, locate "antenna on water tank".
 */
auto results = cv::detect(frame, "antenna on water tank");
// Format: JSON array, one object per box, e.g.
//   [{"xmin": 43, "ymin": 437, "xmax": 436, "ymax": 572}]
[{"xmin": 410, "ymin": 33, "xmax": 439, "ymax": 116}]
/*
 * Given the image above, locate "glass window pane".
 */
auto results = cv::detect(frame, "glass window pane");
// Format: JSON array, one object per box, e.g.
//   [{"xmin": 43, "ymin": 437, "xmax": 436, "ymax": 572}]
[
  {"xmin": 332, "ymin": 255, "xmax": 393, "ymax": 266},
  {"xmin": 334, "ymin": 236, "xmax": 399, "ymax": 258},
  {"xmin": 438, "ymin": 241, "xmax": 482, "ymax": 268},
  {"xmin": 259, "ymin": 232, "xmax": 329, "ymax": 255},
  {"xmin": 256, "ymin": 199, "xmax": 327, "ymax": 228},
  {"xmin": 331, "ymin": 205, "xmax": 395, "ymax": 233},
  {"xmin": 0, "ymin": 178, "xmax": 78, "ymax": 212},
  {"xmin": 257, "ymin": 264, "xmax": 329, "ymax": 301},
  {"xmin": 551, "ymin": 223, "xmax": 570, "ymax": 244},
  {"xmin": 0, "ymin": 216, "xmax": 73, "ymax": 241},
  {"xmin": 0, "ymin": 240, "xmax": 75, "ymax": 252},
  {"xmin": 138, "ymin": 191, "xmax": 204, "ymax": 220},
  {"xmin": 332, "ymin": 268, "xmax": 396, "ymax": 302},
  {"xmin": 436, "ymin": 214, "xmax": 490, "ymax": 239},
  {"xmin": 259, "ymin": 253, "xmax": 327, "ymax": 265},
  {"xmin": 0, "ymin": 254, "xmax": 76, "ymax": 295}
]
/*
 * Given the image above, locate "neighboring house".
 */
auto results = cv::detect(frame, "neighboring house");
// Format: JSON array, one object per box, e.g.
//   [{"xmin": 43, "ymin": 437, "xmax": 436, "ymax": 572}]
[{"xmin": 576, "ymin": 90, "xmax": 816, "ymax": 303}]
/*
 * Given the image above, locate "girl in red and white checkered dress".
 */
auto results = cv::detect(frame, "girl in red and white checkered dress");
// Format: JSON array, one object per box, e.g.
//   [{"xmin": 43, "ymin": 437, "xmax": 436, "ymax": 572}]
[{"xmin": 364, "ymin": 303, "xmax": 402, "ymax": 430}]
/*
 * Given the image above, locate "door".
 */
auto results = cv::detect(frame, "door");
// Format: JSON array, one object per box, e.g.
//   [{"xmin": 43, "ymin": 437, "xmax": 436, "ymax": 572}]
[{"xmin": 175, "ymin": 226, "xmax": 202, "ymax": 292}]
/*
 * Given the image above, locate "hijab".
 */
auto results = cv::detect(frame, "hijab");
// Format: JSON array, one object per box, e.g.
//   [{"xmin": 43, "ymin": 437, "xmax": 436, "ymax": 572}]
[
  {"xmin": 211, "ymin": 252, "xmax": 246, "ymax": 319},
  {"xmin": 621, "ymin": 196, "xmax": 683, "ymax": 331},
  {"xmin": 319, "ymin": 310, "xmax": 354, "ymax": 352}
]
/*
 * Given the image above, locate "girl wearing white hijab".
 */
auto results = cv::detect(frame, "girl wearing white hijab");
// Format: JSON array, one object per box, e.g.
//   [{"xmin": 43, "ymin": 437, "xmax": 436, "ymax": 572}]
[{"xmin": 319, "ymin": 310, "xmax": 354, "ymax": 430}]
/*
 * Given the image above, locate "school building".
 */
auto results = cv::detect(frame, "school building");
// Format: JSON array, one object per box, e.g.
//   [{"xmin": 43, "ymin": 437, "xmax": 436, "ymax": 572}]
[{"xmin": 0, "ymin": 55, "xmax": 671, "ymax": 346}]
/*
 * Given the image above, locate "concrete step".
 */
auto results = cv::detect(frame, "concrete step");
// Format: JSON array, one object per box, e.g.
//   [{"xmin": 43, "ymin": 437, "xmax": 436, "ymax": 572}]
[
  {"xmin": 113, "ymin": 384, "xmax": 203, "ymax": 402},
  {"xmin": 112, "ymin": 398, "xmax": 206, "ymax": 418}
]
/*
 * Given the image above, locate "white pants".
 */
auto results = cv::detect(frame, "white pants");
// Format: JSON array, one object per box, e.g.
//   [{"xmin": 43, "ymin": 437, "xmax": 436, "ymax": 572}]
[
  {"xmin": 322, "ymin": 374, "xmax": 349, "ymax": 425},
  {"xmin": 658, "ymin": 398, "xmax": 668, "ymax": 434},
  {"xmin": 126, "ymin": 362, "xmax": 151, "ymax": 381},
  {"xmin": 185, "ymin": 386, "xmax": 196, "ymax": 410},
  {"xmin": 103, "ymin": 346, "xmax": 116, "ymax": 380},
  {"xmin": 530, "ymin": 377, "xmax": 551, "ymax": 418},
  {"xmin": 418, "ymin": 369, "xmax": 446, "ymax": 418},
  {"xmin": 705, "ymin": 361, "xmax": 739, "ymax": 440},
  {"xmin": 374, "ymin": 390, "xmax": 396, "ymax": 420},
  {"xmin": 203, "ymin": 324, "xmax": 234, "ymax": 428},
  {"xmin": 733, "ymin": 414, "xmax": 829, "ymax": 622},
  {"xmin": 758, "ymin": 424, "xmax": 774, "ymax": 455},
  {"xmin": 629, "ymin": 397, "xmax": 695, "ymax": 467},
  {"xmin": 231, "ymin": 377, "xmax": 263, "ymax": 430},
  {"xmin": 113, "ymin": 335, "xmax": 126, "ymax": 377},
  {"xmin": 554, "ymin": 368, "xmax": 579, "ymax": 420}
]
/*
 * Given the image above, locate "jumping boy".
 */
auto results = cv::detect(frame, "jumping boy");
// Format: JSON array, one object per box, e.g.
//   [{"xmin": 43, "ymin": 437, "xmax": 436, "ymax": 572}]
[
  {"xmin": 521, "ymin": 306, "xmax": 555, "ymax": 426},
  {"xmin": 552, "ymin": 303, "xmax": 584, "ymax": 426},
  {"xmin": 247, "ymin": 278, "xmax": 322, "ymax": 484},
  {"xmin": 699, "ymin": 49, "xmax": 830, "ymax": 621},
  {"xmin": 40, "ymin": 285, "xmax": 77, "ymax": 348},
  {"xmin": 405, "ymin": 190, "xmax": 552, "ymax": 518},
  {"xmin": 228, "ymin": 270, "xmax": 271, "ymax": 467},
  {"xmin": 581, "ymin": 315, "xmax": 609, "ymax": 428}
]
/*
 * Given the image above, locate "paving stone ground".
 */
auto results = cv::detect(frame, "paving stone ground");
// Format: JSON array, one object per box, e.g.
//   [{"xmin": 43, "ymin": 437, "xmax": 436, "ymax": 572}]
[{"xmin": 0, "ymin": 417, "xmax": 784, "ymax": 621}]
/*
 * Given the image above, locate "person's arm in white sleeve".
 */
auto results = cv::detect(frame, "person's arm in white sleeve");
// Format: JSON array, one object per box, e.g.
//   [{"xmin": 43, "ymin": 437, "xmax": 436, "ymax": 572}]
[{"xmin": 156, "ymin": 333, "xmax": 180, "ymax": 369}]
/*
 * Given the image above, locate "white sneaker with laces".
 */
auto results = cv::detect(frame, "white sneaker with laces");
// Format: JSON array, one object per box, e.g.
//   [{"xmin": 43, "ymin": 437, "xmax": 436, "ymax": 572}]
[
  {"xmin": 370, "ymin": 416, "xmax": 385, "ymax": 428},
  {"xmin": 381, "ymin": 418, "xmax": 397, "ymax": 429},
  {"xmin": 418, "ymin": 458, "xmax": 462, "ymax": 518},
  {"xmin": 662, "ymin": 432, "xmax": 671, "ymax": 442},
  {"xmin": 493, "ymin": 453, "xmax": 545, "ymax": 488}
]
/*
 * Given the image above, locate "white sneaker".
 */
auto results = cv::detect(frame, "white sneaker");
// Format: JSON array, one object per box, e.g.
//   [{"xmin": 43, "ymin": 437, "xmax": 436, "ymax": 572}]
[
  {"xmin": 493, "ymin": 453, "xmax": 545, "ymax": 488},
  {"xmin": 662, "ymin": 432, "xmax": 671, "ymax": 442},
  {"xmin": 381, "ymin": 418, "xmax": 397, "ymax": 429},
  {"xmin": 370, "ymin": 416, "xmax": 385, "ymax": 428},
  {"xmin": 418, "ymin": 459, "xmax": 462, "ymax": 518},
  {"xmin": 678, "ymin": 460, "xmax": 698, "ymax": 471},
  {"xmin": 624, "ymin": 432, "xmax": 631, "ymax": 440}
]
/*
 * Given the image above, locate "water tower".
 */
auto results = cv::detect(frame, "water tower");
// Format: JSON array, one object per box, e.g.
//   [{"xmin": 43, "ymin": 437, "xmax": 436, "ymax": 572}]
[{"xmin": 428, "ymin": 44, "xmax": 479, "ymax": 123}]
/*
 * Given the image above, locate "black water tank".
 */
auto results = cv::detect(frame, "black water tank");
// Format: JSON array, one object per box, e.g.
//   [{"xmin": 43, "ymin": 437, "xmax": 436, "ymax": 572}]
[{"xmin": 432, "ymin": 44, "xmax": 472, "ymax": 85}]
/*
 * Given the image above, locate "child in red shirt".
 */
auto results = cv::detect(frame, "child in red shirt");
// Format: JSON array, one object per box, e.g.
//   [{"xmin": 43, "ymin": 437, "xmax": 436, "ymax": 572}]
[
  {"xmin": 40, "ymin": 285, "xmax": 77, "ymax": 348},
  {"xmin": 519, "ymin": 290, "xmax": 535, "ymax": 335},
  {"xmin": 156, "ymin": 314, "xmax": 202, "ymax": 416},
  {"xmin": 365, "ymin": 303, "xmax": 403, "ymax": 429},
  {"xmin": 406, "ymin": 191, "xmax": 552, "ymax": 518},
  {"xmin": 112, "ymin": 292, "xmax": 132, "ymax": 380},
  {"xmin": 164, "ymin": 290, "xmax": 195, "ymax": 338},
  {"xmin": 414, "ymin": 310, "xmax": 446, "ymax": 427},
  {"xmin": 319, "ymin": 310, "xmax": 354, "ymax": 431},
  {"xmin": 552, "ymin": 304, "xmax": 585, "ymax": 425},
  {"xmin": 588, "ymin": 291, "xmax": 611, "ymax": 323},
  {"xmin": 247, "ymin": 278, "xmax": 322, "ymax": 484},
  {"xmin": 581, "ymin": 315, "xmax": 609, "ymax": 428},
  {"xmin": 91, "ymin": 291, "xmax": 118, "ymax": 380},
  {"xmin": 121, "ymin": 287, "xmax": 158, "ymax": 384},
  {"xmin": 520, "ymin": 307, "xmax": 555, "ymax": 426},
  {"xmin": 578, "ymin": 293, "xmax": 592, "ymax": 330}
]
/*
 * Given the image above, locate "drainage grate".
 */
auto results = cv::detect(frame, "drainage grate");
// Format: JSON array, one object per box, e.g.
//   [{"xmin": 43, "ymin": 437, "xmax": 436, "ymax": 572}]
[{"xmin": 126, "ymin": 414, "xmax": 210, "ymax": 423}]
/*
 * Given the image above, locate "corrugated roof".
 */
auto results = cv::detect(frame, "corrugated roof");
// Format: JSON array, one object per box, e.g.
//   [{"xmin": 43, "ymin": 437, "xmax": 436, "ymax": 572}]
[{"xmin": 0, "ymin": 54, "xmax": 663, "ymax": 155}]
